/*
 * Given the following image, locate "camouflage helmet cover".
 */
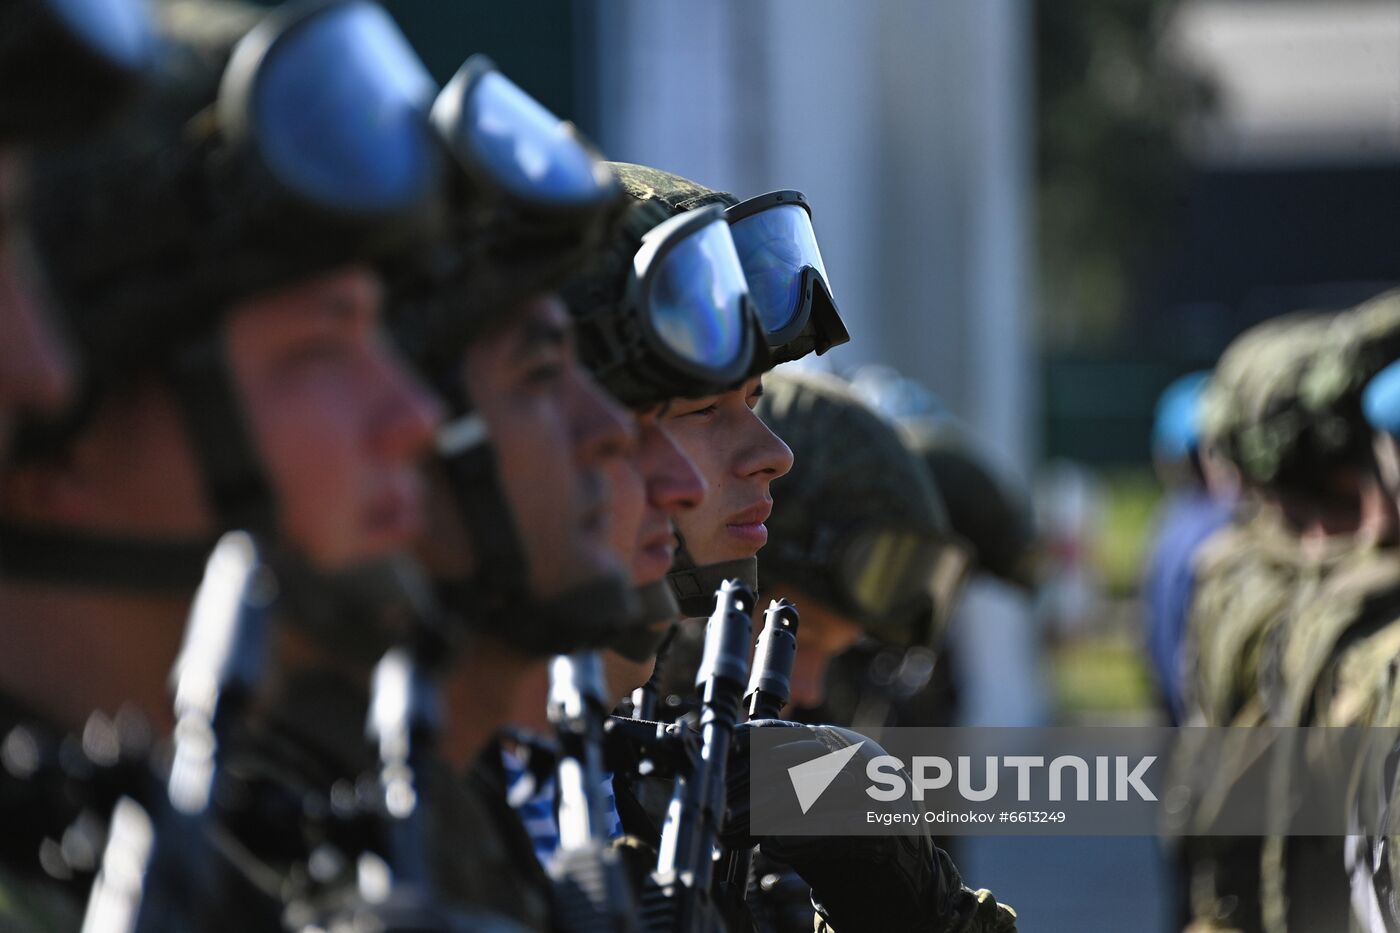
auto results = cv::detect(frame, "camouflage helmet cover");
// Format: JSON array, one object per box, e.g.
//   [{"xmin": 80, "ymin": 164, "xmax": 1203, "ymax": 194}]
[
  {"xmin": 1198, "ymin": 306, "xmax": 1390, "ymax": 490},
  {"xmin": 899, "ymin": 416, "xmax": 1039, "ymax": 591},
  {"xmin": 561, "ymin": 161, "xmax": 736, "ymax": 323}
]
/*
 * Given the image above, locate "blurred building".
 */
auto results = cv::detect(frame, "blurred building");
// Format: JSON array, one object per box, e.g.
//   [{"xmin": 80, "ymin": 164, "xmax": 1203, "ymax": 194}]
[{"xmin": 1049, "ymin": 0, "xmax": 1400, "ymax": 466}]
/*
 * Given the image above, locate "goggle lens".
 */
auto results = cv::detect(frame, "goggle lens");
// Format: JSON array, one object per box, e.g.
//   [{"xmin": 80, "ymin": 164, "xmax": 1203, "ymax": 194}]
[
  {"xmin": 459, "ymin": 68, "xmax": 609, "ymax": 204},
  {"xmin": 252, "ymin": 1, "xmax": 438, "ymax": 213},
  {"xmin": 647, "ymin": 217, "xmax": 748, "ymax": 371},
  {"xmin": 728, "ymin": 202, "xmax": 829, "ymax": 335},
  {"xmin": 44, "ymin": 0, "xmax": 155, "ymax": 72}
]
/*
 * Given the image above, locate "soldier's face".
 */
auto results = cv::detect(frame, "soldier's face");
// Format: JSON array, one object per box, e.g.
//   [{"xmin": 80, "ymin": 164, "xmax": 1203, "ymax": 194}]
[
  {"xmin": 224, "ymin": 266, "xmax": 442, "ymax": 567},
  {"xmin": 0, "ymin": 267, "xmax": 438, "ymax": 570},
  {"xmin": 785, "ymin": 596, "xmax": 864, "ymax": 709},
  {"xmin": 462, "ymin": 295, "xmax": 633, "ymax": 599},
  {"xmin": 0, "ymin": 154, "xmax": 73, "ymax": 464},
  {"xmin": 604, "ymin": 408, "xmax": 705, "ymax": 586},
  {"xmin": 662, "ymin": 376, "xmax": 793, "ymax": 567}
]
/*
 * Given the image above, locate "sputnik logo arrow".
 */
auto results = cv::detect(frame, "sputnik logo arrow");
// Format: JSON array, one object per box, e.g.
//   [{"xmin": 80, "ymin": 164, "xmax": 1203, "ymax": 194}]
[{"xmin": 788, "ymin": 741, "xmax": 865, "ymax": 814}]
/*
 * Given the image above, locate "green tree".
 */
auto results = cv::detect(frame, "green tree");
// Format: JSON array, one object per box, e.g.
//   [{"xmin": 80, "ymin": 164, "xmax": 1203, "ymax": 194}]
[{"xmin": 1036, "ymin": 0, "xmax": 1214, "ymax": 350}]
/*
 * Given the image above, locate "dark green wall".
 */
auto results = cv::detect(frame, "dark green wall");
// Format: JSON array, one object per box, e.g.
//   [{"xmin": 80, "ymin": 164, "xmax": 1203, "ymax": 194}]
[{"xmin": 252, "ymin": 1, "xmax": 585, "ymax": 128}]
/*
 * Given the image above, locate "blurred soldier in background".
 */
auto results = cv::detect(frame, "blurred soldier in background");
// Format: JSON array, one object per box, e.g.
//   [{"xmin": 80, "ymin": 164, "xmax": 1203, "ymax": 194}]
[
  {"xmin": 837, "ymin": 368, "xmax": 1040, "ymax": 733},
  {"xmin": 1185, "ymin": 310, "xmax": 1393, "ymax": 728},
  {"xmin": 0, "ymin": 0, "xmax": 161, "ymax": 462},
  {"xmin": 1248, "ymin": 289, "xmax": 1400, "ymax": 933},
  {"xmin": 1183, "ymin": 295, "xmax": 1400, "ymax": 933},
  {"xmin": 755, "ymin": 369, "xmax": 957, "ymax": 713},
  {"xmin": 1, "ymin": 0, "xmax": 159, "ymax": 924},
  {"xmin": 1342, "ymin": 348, "xmax": 1400, "ymax": 932},
  {"xmin": 1142, "ymin": 371, "xmax": 1236, "ymax": 725},
  {"xmin": 0, "ymin": 0, "xmax": 158, "ymax": 463}
]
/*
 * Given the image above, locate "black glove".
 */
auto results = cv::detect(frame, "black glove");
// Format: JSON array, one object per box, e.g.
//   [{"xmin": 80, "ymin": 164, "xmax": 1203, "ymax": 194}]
[{"xmin": 725, "ymin": 720, "xmax": 1018, "ymax": 933}]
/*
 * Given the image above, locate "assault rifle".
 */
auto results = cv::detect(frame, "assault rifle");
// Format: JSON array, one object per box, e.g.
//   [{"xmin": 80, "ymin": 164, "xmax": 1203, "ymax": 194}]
[
  {"xmin": 84, "ymin": 531, "xmax": 275, "ymax": 932},
  {"xmin": 638, "ymin": 578, "xmax": 754, "ymax": 933},
  {"xmin": 716, "ymin": 598, "xmax": 800, "ymax": 910},
  {"xmin": 546, "ymin": 651, "xmax": 640, "ymax": 933}
]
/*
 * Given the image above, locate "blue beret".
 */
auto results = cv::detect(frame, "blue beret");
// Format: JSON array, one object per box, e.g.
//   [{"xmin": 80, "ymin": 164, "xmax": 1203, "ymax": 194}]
[
  {"xmin": 1152, "ymin": 370, "xmax": 1211, "ymax": 461},
  {"xmin": 1363, "ymin": 360, "xmax": 1400, "ymax": 436}
]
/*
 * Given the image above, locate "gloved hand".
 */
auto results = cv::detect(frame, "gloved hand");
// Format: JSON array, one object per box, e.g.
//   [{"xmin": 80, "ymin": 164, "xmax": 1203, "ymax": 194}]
[{"xmin": 725, "ymin": 720, "xmax": 1018, "ymax": 933}]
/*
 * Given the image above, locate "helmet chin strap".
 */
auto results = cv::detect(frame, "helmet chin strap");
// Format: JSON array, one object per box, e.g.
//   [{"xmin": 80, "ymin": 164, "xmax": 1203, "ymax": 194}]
[
  {"xmin": 0, "ymin": 521, "xmax": 215, "ymax": 591},
  {"xmin": 272, "ymin": 550, "xmax": 448, "ymax": 668},
  {"xmin": 0, "ymin": 332, "xmax": 275, "ymax": 594},
  {"xmin": 606, "ymin": 579, "xmax": 680, "ymax": 662},
  {"xmin": 665, "ymin": 530, "xmax": 759, "ymax": 617},
  {"xmin": 431, "ymin": 400, "xmax": 637, "ymax": 658},
  {"xmin": 168, "ymin": 332, "xmax": 281, "ymax": 538}
]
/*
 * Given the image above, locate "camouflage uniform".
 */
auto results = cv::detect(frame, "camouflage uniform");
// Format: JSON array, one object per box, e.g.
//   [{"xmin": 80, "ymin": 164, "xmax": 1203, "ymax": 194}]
[
  {"xmin": 1185, "ymin": 310, "xmax": 1344, "ymax": 727},
  {"xmin": 1246, "ymin": 291, "xmax": 1400, "ymax": 933},
  {"xmin": 215, "ymin": 669, "xmax": 550, "ymax": 930},
  {"xmin": 1183, "ymin": 302, "xmax": 1400, "ymax": 933}
]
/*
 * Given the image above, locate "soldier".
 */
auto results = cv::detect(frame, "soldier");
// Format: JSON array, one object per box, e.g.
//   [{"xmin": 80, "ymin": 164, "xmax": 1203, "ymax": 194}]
[
  {"xmin": 1246, "ymin": 289, "xmax": 1400, "ymax": 933},
  {"xmin": 1183, "ymin": 298, "xmax": 1400, "ymax": 933},
  {"xmin": 753, "ymin": 369, "xmax": 955, "ymax": 711},
  {"xmin": 842, "ymin": 375, "xmax": 1041, "ymax": 732},
  {"xmin": 1142, "ymin": 371, "xmax": 1235, "ymax": 725},
  {"xmin": 0, "ymin": 1, "xmax": 456, "ymax": 926},
  {"xmin": 1341, "ymin": 349, "xmax": 1400, "ymax": 932},
  {"xmin": 405, "ymin": 142, "xmax": 771, "ymax": 924},
  {"xmin": 0, "ymin": 0, "xmax": 158, "ymax": 462},
  {"xmin": 1, "ymin": 2, "xmax": 159, "ymax": 923},
  {"xmin": 725, "ymin": 368, "xmax": 1016, "ymax": 933},
  {"xmin": 1185, "ymin": 310, "xmax": 1393, "ymax": 728}
]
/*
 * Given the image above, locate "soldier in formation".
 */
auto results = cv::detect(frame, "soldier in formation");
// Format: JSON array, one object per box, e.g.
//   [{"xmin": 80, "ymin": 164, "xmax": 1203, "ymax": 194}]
[
  {"xmin": 1167, "ymin": 290, "xmax": 1400, "ymax": 933},
  {"xmin": 0, "ymin": 1, "xmax": 1022, "ymax": 930}
]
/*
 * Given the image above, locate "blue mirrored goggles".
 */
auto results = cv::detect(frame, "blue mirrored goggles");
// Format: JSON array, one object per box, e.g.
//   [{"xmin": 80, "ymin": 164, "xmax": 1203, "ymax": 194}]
[
  {"xmin": 43, "ymin": 0, "xmax": 155, "ymax": 73},
  {"xmin": 576, "ymin": 204, "xmax": 766, "ymax": 410},
  {"xmin": 432, "ymin": 54, "xmax": 617, "ymax": 212},
  {"xmin": 726, "ymin": 190, "xmax": 846, "ymax": 357},
  {"xmin": 0, "ymin": 0, "xmax": 157, "ymax": 141},
  {"xmin": 643, "ymin": 210, "xmax": 749, "ymax": 372},
  {"xmin": 220, "ymin": 0, "xmax": 442, "ymax": 216}
]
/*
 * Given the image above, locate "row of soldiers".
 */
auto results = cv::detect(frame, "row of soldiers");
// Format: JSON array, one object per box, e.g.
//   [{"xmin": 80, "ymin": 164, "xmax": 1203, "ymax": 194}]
[
  {"xmin": 0, "ymin": 0, "xmax": 1034, "ymax": 930},
  {"xmin": 1144, "ymin": 289, "xmax": 1400, "ymax": 932}
]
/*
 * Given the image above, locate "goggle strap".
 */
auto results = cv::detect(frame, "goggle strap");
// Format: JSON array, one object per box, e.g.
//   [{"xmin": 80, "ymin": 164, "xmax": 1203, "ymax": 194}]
[
  {"xmin": 0, "ymin": 520, "xmax": 214, "ymax": 591},
  {"xmin": 170, "ymin": 333, "xmax": 280, "ymax": 538},
  {"xmin": 665, "ymin": 556, "xmax": 758, "ymax": 618},
  {"xmin": 436, "ymin": 410, "xmax": 532, "ymax": 603}
]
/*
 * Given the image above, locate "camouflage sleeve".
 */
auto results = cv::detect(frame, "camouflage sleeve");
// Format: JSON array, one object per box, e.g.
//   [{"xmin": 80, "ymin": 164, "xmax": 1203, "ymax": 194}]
[{"xmin": 919, "ymin": 844, "xmax": 1018, "ymax": 933}]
